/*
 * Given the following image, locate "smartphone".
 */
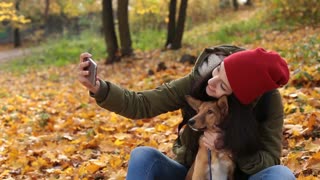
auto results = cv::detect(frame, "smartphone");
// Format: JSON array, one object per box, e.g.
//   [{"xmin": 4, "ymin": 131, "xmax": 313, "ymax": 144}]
[{"xmin": 84, "ymin": 57, "xmax": 97, "ymax": 86}]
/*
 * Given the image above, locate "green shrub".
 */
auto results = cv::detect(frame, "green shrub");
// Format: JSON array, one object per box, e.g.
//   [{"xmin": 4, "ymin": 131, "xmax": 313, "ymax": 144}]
[{"xmin": 267, "ymin": 0, "xmax": 320, "ymax": 27}]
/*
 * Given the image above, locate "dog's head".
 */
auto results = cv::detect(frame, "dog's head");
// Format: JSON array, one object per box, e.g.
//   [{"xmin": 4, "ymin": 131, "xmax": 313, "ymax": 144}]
[{"xmin": 185, "ymin": 95, "xmax": 228, "ymax": 131}]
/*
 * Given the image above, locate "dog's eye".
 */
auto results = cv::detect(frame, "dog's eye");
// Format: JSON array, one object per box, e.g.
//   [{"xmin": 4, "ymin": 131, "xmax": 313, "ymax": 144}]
[{"xmin": 207, "ymin": 110, "xmax": 214, "ymax": 114}]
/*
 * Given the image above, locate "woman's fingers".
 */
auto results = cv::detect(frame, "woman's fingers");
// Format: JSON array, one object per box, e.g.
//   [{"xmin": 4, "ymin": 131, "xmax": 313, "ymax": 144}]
[
  {"xmin": 202, "ymin": 130, "xmax": 224, "ymax": 150},
  {"xmin": 202, "ymin": 131, "xmax": 218, "ymax": 150},
  {"xmin": 79, "ymin": 52, "xmax": 92, "ymax": 62},
  {"xmin": 77, "ymin": 52, "xmax": 100, "ymax": 94},
  {"xmin": 78, "ymin": 61, "xmax": 90, "ymax": 71}
]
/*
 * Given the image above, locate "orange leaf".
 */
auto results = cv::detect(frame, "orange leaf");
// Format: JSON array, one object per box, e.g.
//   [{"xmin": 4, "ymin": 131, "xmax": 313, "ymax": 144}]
[
  {"xmin": 86, "ymin": 162, "xmax": 101, "ymax": 174},
  {"xmin": 307, "ymin": 113, "xmax": 317, "ymax": 131},
  {"xmin": 305, "ymin": 152, "xmax": 320, "ymax": 170}
]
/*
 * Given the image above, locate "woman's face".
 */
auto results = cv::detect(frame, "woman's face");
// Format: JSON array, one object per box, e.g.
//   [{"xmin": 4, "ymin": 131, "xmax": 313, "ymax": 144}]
[{"xmin": 206, "ymin": 62, "xmax": 232, "ymax": 98}]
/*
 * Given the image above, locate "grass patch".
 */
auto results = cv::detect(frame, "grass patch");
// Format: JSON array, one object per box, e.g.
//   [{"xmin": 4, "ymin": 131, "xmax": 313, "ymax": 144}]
[
  {"xmin": 132, "ymin": 29, "xmax": 166, "ymax": 50},
  {"xmin": 185, "ymin": 17, "xmax": 263, "ymax": 46},
  {"xmin": 0, "ymin": 31, "xmax": 105, "ymax": 73},
  {"xmin": 1, "ymin": 29, "xmax": 166, "ymax": 73}
]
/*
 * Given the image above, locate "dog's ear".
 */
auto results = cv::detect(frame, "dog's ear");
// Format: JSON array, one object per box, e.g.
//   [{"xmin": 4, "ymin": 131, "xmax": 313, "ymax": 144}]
[
  {"xmin": 185, "ymin": 95, "xmax": 202, "ymax": 111},
  {"xmin": 218, "ymin": 96, "xmax": 229, "ymax": 117}
]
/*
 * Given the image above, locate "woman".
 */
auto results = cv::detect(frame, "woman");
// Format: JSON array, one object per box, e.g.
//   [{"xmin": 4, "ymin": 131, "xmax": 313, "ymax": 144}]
[{"xmin": 77, "ymin": 45, "xmax": 295, "ymax": 180}]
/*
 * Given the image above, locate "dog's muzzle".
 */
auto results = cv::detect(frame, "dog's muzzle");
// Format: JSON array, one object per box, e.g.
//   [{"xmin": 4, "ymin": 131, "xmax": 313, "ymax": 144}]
[
  {"xmin": 188, "ymin": 119, "xmax": 207, "ymax": 131},
  {"xmin": 188, "ymin": 118, "xmax": 196, "ymax": 126}
]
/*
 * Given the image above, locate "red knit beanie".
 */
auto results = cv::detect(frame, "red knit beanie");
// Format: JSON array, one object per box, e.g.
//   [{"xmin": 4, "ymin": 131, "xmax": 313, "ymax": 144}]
[{"xmin": 224, "ymin": 47, "xmax": 290, "ymax": 105}]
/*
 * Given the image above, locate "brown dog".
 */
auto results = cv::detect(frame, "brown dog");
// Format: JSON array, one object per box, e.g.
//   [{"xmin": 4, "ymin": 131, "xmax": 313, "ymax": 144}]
[{"xmin": 184, "ymin": 95, "xmax": 234, "ymax": 180}]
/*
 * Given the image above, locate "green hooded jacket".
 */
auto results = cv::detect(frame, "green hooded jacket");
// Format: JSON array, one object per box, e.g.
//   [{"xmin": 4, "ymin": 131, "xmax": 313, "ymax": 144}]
[{"xmin": 91, "ymin": 45, "xmax": 284, "ymax": 178}]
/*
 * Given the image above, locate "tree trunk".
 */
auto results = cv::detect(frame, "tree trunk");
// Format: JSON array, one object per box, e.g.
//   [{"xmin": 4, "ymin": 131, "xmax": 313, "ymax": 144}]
[
  {"xmin": 171, "ymin": 0, "xmax": 188, "ymax": 50},
  {"xmin": 44, "ymin": 0, "xmax": 50, "ymax": 20},
  {"xmin": 56, "ymin": 0, "xmax": 67, "ymax": 34},
  {"xmin": 14, "ymin": 0, "xmax": 21, "ymax": 48},
  {"xmin": 165, "ymin": 0, "xmax": 177, "ymax": 49},
  {"xmin": 117, "ymin": 0, "xmax": 133, "ymax": 57},
  {"xmin": 44, "ymin": 0, "xmax": 50, "ymax": 35},
  {"xmin": 13, "ymin": 28, "xmax": 21, "ymax": 48},
  {"xmin": 245, "ymin": 0, "xmax": 252, "ymax": 6},
  {"xmin": 102, "ymin": 0, "xmax": 120, "ymax": 64},
  {"xmin": 219, "ymin": 0, "xmax": 230, "ymax": 9},
  {"xmin": 233, "ymin": 0, "xmax": 238, "ymax": 11}
]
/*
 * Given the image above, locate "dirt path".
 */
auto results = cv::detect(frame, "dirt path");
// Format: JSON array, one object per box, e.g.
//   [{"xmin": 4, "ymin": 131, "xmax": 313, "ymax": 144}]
[
  {"xmin": 0, "ymin": 47, "xmax": 38, "ymax": 64},
  {"xmin": 0, "ymin": 48, "xmax": 32, "ymax": 64}
]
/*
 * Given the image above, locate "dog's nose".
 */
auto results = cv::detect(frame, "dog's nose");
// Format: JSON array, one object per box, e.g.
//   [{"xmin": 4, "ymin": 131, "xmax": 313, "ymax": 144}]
[{"xmin": 188, "ymin": 119, "xmax": 195, "ymax": 126}]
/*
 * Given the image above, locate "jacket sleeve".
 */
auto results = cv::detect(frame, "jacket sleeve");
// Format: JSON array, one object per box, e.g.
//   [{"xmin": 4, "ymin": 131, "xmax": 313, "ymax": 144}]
[
  {"xmin": 92, "ymin": 73, "xmax": 194, "ymax": 119},
  {"xmin": 90, "ymin": 44, "xmax": 244, "ymax": 119},
  {"xmin": 90, "ymin": 48, "xmax": 206, "ymax": 119},
  {"xmin": 236, "ymin": 90, "xmax": 284, "ymax": 174}
]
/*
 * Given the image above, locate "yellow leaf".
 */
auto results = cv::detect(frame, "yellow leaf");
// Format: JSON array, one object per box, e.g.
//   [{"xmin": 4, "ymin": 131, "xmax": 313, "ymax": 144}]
[
  {"xmin": 304, "ymin": 140, "xmax": 320, "ymax": 152},
  {"xmin": 99, "ymin": 143, "xmax": 117, "ymax": 153},
  {"xmin": 86, "ymin": 162, "xmax": 101, "ymax": 174},
  {"xmin": 284, "ymin": 103, "xmax": 298, "ymax": 114},
  {"xmin": 0, "ymin": 170, "xmax": 10, "ymax": 177},
  {"xmin": 81, "ymin": 140, "xmax": 99, "ymax": 149},
  {"xmin": 110, "ymin": 157, "xmax": 122, "ymax": 169},
  {"xmin": 100, "ymin": 126, "xmax": 115, "ymax": 132},
  {"xmin": 31, "ymin": 157, "xmax": 48, "ymax": 168},
  {"xmin": 286, "ymin": 152, "xmax": 303, "ymax": 174},
  {"xmin": 110, "ymin": 113, "xmax": 119, "ymax": 123},
  {"xmin": 78, "ymin": 163, "xmax": 87, "ymax": 176},
  {"xmin": 284, "ymin": 124, "xmax": 304, "ymax": 136},
  {"xmin": 114, "ymin": 139, "xmax": 124, "ymax": 146},
  {"xmin": 297, "ymin": 174, "xmax": 318, "ymax": 180},
  {"xmin": 114, "ymin": 133, "xmax": 132, "ymax": 140},
  {"xmin": 63, "ymin": 167, "xmax": 73, "ymax": 175},
  {"xmin": 63, "ymin": 145, "xmax": 77, "ymax": 154},
  {"xmin": 287, "ymin": 139, "xmax": 297, "ymax": 149},
  {"xmin": 155, "ymin": 124, "xmax": 168, "ymax": 132}
]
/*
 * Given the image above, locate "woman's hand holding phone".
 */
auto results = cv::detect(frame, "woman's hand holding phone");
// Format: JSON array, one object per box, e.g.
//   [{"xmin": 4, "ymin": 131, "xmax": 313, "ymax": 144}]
[
  {"xmin": 84, "ymin": 57, "xmax": 97, "ymax": 86},
  {"xmin": 78, "ymin": 52, "xmax": 100, "ymax": 94}
]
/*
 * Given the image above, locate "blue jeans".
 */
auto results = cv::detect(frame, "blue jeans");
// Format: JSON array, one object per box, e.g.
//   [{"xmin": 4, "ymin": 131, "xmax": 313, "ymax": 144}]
[
  {"xmin": 127, "ymin": 146, "xmax": 188, "ymax": 180},
  {"xmin": 126, "ymin": 146, "xmax": 295, "ymax": 180},
  {"xmin": 248, "ymin": 165, "xmax": 296, "ymax": 180}
]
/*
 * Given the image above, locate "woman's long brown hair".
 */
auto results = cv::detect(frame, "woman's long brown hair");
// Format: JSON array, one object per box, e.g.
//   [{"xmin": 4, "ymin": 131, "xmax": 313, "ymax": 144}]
[{"xmin": 189, "ymin": 68, "xmax": 261, "ymax": 158}]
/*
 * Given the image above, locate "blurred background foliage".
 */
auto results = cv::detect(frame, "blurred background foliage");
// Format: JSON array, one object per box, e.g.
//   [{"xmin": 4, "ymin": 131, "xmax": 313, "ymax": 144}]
[
  {"xmin": 1, "ymin": 0, "xmax": 319, "ymax": 46},
  {"xmin": 267, "ymin": 0, "xmax": 320, "ymax": 27},
  {"xmin": 0, "ymin": 0, "xmax": 319, "ymax": 70},
  {"xmin": 0, "ymin": 2, "xmax": 30, "ymax": 28}
]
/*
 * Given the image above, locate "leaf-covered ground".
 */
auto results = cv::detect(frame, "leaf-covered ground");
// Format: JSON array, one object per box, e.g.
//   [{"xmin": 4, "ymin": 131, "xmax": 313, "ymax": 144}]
[{"xmin": 1, "ymin": 18, "xmax": 320, "ymax": 180}]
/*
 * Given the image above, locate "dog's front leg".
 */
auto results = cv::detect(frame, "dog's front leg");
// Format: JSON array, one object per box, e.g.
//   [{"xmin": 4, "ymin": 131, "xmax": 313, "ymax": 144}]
[
  {"xmin": 227, "ymin": 156, "xmax": 235, "ymax": 180},
  {"xmin": 192, "ymin": 148, "xmax": 208, "ymax": 180},
  {"xmin": 192, "ymin": 136, "xmax": 209, "ymax": 180},
  {"xmin": 220, "ymin": 151, "xmax": 235, "ymax": 180},
  {"xmin": 185, "ymin": 163, "xmax": 194, "ymax": 180}
]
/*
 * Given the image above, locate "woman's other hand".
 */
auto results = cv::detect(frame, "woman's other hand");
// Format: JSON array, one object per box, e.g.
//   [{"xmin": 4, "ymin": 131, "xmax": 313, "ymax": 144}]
[{"xmin": 202, "ymin": 129, "xmax": 225, "ymax": 150}]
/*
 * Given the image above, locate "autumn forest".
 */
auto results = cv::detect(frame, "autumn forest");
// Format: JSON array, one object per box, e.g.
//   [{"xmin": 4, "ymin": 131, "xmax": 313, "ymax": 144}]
[{"xmin": 0, "ymin": 0, "xmax": 319, "ymax": 179}]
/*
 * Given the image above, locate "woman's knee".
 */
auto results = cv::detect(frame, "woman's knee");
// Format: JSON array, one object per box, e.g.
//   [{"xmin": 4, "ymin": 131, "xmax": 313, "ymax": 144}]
[
  {"xmin": 129, "ymin": 146, "xmax": 161, "ymax": 164},
  {"xmin": 269, "ymin": 165, "xmax": 295, "ymax": 179},
  {"xmin": 127, "ymin": 146, "xmax": 188, "ymax": 179},
  {"xmin": 127, "ymin": 146, "xmax": 162, "ymax": 179}
]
